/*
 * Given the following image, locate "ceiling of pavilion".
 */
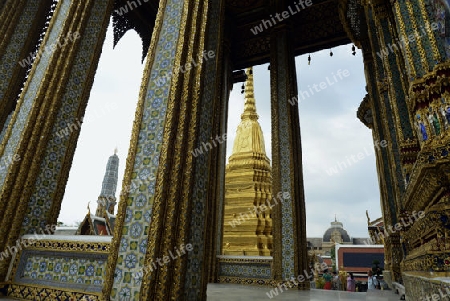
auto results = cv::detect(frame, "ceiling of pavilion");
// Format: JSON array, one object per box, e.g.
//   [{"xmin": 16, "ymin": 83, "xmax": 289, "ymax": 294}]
[{"xmin": 114, "ymin": 0, "xmax": 350, "ymax": 69}]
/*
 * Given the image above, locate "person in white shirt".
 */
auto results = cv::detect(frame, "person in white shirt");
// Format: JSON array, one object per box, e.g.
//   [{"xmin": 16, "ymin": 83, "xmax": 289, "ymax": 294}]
[{"xmin": 367, "ymin": 270, "xmax": 378, "ymax": 290}]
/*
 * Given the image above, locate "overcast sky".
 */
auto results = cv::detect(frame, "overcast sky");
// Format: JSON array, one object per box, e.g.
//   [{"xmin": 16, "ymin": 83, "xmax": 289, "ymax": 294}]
[{"xmin": 59, "ymin": 23, "xmax": 382, "ymax": 238}]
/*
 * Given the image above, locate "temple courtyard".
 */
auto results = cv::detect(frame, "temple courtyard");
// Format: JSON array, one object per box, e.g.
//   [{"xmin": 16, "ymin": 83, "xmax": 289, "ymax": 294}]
[
  {"xmin": 0, "ymin": 284, "xmax": 405, "ymax": 300},
  {"xmin": 207, "ymin": 284, "xmax": 402, "ymax": 300}
]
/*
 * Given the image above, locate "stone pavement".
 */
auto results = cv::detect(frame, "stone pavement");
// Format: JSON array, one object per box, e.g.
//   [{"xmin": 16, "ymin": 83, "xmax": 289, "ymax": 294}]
[
  {"xmin": 207, "ymin": 284, "xmax": 403, "ymax": 301},
  {"xmin": 0, "ymin": 286, "xmax": 403, "ymax": 300}
]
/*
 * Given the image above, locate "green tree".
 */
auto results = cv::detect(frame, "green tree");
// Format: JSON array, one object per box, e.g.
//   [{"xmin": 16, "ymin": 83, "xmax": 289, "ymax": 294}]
[
  {"xmin": 331, "ymin": 246, "xmax": 336, "ymax": 272},
  {"xmin": 372, "ymin": 259, "xmax": 383, "ymax": 277}
]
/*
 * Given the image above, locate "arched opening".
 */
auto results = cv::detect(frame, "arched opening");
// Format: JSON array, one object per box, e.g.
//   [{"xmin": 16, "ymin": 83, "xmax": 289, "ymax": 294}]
[
  {"xmin": 57, "ymin": 22, "xmax": 145, "ymax": 232},
  {"xmin": 214, "ymin": 44, "xmax": 383, "ymax": 289}
]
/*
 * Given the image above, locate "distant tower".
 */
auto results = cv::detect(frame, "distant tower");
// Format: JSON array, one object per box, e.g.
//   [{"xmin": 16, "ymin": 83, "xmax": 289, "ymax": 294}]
[
  {"xmin": 95, "ymin": 149, "xmax": 119, "ymax": 216},
  {"xmin": 222, "ymin": 67, "xmax": 273, "ymax": 256}
]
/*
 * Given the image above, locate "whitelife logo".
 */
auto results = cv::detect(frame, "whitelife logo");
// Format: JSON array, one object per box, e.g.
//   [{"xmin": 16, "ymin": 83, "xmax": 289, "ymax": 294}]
[
  {"xmin": 132, "ymin": 243, "xmax": 193, "ymax": 280},
  {"xmin": 250, "ymin": 0, "xmax": 313, "ymax": 35},
  {"xmin": 325, "ymin": 140, "xmax": 388, "ymax": 176},
  {"xmin": 376, "ymin": 22, "xmax": 439, "ymax": 59},
  {"xmin": 19, "ymin": 32, "xmax": 80, "ymax": 68},
  {"xmin": 228, "ymin": 192, "xmax": 290, "ymax": 228},
  {"xmin": 114, "ymin": 0, "xmax": 150, "ymax": 16},
  {"xmin": 266, "ymin": 262, "xmax": 329, "ymax": 298},
  {"xmin": 288, "ymin": 69, "xmax": 350, "ymax": 106}
]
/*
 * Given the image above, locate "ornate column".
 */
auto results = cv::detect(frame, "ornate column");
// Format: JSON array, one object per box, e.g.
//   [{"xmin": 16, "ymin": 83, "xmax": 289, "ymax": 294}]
[
  {"xmin": 0, "ymin": 0, "xmax": 55, "ymax": 135},
  {"xmin": 0, "ymin": 0, "xmax": 113, "ymax": 279},
  {"xmin": 207, "ymin": 38, "xmax": 232, "ymax": 284},
  {"xmin": 369, "ymin": 0, "xmax": 418, "ymax": 188},
  {"xmin": 395, "ymin": 0, "xmax": 450, "ymax": 293},
  {"xmin": 103, "ymin": 0, "xmax": 226, "ymax": 300},
  {"xmin": 391, "ymin": 0, "xmax": 442, "ymax": 77},
  {"xmin": 341, "ymin": 1, "xmax": 405, "ymax": 284},
  {"xmin": 361, "ymin": 2, "xmax": 422, "ymax": 283},
  {"xmin": 269, "ymin": 21, "xmax": 309, "ymax": 287}
]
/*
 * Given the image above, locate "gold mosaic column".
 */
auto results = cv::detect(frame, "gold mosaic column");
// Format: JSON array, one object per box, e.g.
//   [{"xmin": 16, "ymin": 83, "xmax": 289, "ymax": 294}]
[
  {"xmin": 0, "ymin": 0, "xmax": 54, "ymax": 135},
  {"xmin": 396, "ymin": 0, "xmax": 450, "ymax": 295},
  {"xmin": 364, "ymin": 4, "xmax": 413, "ymax": 283},
  {"xmin": 369, "ymin": 0, "xmax": 419, "ymax": 188},
  {"xmin": 0, "ymin": 0, "xmax": 113, "ymax": 279},
  {"xmin": 103, "ymin": 0, "xmax": 226, "ymax": 300},
  {"xmin": 270, "ymin": 24, "xmax": 309, "ymax": 288},
  {"xmin": 207, "ymin": 39, "xmax": 232, "ymax": 283}
]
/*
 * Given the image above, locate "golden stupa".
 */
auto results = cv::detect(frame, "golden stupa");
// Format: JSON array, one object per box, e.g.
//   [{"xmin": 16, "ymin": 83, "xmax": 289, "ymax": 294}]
[{"xmin": 222, "ymin": 67, "xmax": 273, "ymax": 256}]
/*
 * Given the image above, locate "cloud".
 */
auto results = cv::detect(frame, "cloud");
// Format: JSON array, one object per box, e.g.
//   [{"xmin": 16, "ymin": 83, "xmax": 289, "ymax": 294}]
[{"xmin": 59, "ymin": 25, "xmax": 381, "ymax": 239}]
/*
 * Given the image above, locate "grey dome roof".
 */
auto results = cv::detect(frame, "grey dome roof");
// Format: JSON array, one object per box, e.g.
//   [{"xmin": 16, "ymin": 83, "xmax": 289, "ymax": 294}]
[{"xmin": 323, "ymin": 220, "xmax": 351, "ymax": 242}]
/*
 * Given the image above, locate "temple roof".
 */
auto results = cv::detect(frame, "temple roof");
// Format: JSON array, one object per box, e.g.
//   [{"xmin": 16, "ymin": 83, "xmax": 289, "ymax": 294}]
[
  {"xmin": 323, "ymin": 220, "xmax": 351, "ymax": 243},
  {"xmin": 114, "ymin": 0, "xmax": 351, "ymax": 69}
]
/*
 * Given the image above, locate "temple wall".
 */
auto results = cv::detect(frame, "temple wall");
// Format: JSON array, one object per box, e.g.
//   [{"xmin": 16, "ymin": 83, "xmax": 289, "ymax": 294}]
[
  {"xmin": 403, "ymin": 272, "xmax": 450, "ymax": 301},
  {"xmin": 104, "ymin": 0, "xmax": 227, "ymax": 299},
  {"xmin": 216, "ymin": 255, "xmax": 273, "ymax": 285},
  {"xmin": 6, "ymin": 235, "xmax": 111, "ymax": 300},
  {"xmin": 347, "ymin": 0, "xmax": 450, "ymax": 295}
]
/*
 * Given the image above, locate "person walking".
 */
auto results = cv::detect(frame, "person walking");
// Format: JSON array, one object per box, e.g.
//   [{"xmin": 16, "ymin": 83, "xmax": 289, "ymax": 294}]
[
  {"xmin": 323, "ymin": 270, "xmax": 332, "ymax": 290},
  {"xmin": 346, "ymin": 272, "xmax": 356, "ymax": 292},
  {"xmin": 332, "ymin": 271, "xmax": 340, "ymax": 290},
  {"xmin": 367, "ymin": 270, "xmax": 378, "ymax": 290}
]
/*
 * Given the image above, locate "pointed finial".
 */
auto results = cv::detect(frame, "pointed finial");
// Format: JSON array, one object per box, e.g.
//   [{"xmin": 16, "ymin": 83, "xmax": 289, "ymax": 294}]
[
  {"xmin": 242, "ymin": 67, "xmax": 258, "ymax": 120},
  {"xmin": 114, "ymin": 147, "xmax": 118, "ymax": 155},
  {"xmin": 335, "ymin": 214, "xmax": 337, "ymax": 222}
]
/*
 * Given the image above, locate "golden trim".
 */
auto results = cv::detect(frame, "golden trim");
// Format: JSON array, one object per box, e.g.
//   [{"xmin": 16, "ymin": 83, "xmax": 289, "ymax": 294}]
[
  {"xmin": 374, "ymin": 17, "xmax": 405, "ymax": 142},
  {"xmin": 0, "ymin": 0, "xmax": 69, "ymax": 277},
  {"xmin": 217, "ymin": 276, "xmax": 278, "ymax": 286},
  {"xmin": 0, "ymin": 0, "xmax": 27, "ymax": 54},
  {"xmin": 104, "ymin": 0, "xmax": 183, "ymax": 298},
  {"xmin": 0, "ymin": 0, "xmax": 92, "ymax": 275},
  {"xmin": 7, "ymin": 283, "xmax": 101, "ymax": 301},
  {"xmin": 405, "ymin": 0, "xmax": 429, "ymax": 73},
  {"xmin": 417, "ymin": 0, "xmax": 441, "ymax": 61},
  {"xmin": 0, "ymin": 0, "xmax": 63, "ymax": 160},
  {"xmin": 392, "ymin": 1, "xmax": 417, "ymax": 79}
]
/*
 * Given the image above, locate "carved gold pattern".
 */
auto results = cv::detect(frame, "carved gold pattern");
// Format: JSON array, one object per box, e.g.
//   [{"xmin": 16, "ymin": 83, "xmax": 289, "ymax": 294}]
[
  {"xmin": 0, "ymin": 0, "xmax": 71, "ymax": 278},
  {"xmin": 3, "ymin": 237, "xmax": 109, "ymax": 300},
  {"xmin": 404, "ymin": 1, "xmax": 429, "ymax": 73},
  {"xmin": 103, "ymin": 0, "xmax": 176, "ymax": 298},
  {"xmin": 7, "ymin": 284, "xmax": 101, "ymax": 301},
  {"xmin": 270, "ymin": 25, "xmax": 308, "ymax": 287},
  {"xmin": 6, "ymin": 0, "xmax": 450, "ymax": 300},
  {"xmin": 417, "ymin": 0, "xmax": 441, "ymax": 61},
  {"xmin": 403, "ymin": 272, "xmax": 450, "ymax": 300},
  {"xmin": 392, "ymin": 1, "xmax": 417, "ymax": 78},
  {"xmin": 0, "ymin": 0, "xmax": 113, "ymax": 284}
]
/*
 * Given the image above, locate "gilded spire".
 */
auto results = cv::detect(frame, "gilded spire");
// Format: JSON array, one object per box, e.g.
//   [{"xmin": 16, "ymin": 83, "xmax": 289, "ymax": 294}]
[
  {"xmin": 223, "ymin": 66, "xmax": 273, "ymax": 256},
  {"xmin": 230, "ymin": 67, "xmax": 267, "ymax": 156},
  {"xmin": 242, "ymin": 67, "xmax": 258, "ymax": 121}
]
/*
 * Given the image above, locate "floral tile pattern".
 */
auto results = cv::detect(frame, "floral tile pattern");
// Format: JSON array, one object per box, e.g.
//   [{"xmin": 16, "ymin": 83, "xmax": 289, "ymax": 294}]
[
  {"xmin": 20, "ymin": 0, "xmax": 111, "ymax": 234},
  {"xmin": 0, "ymin": 0, "xmax": 69, "ymax": 186},
  {"xmin": 15, "ymin": 250, "xmax": 108, "ymax": 292},
  {"xmin": 219, "ymin": 262, "xmax": 271, "ymax": 279},
  {"xmin": 0, "ymin": 1, "xmax": 40, "ymax": 101},
  {"xmin": 111, "ymin": 0, "xmax": 184, "ymax": 300}
]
